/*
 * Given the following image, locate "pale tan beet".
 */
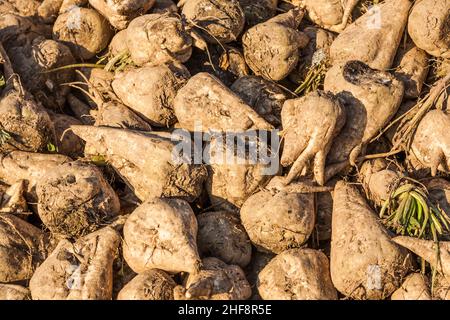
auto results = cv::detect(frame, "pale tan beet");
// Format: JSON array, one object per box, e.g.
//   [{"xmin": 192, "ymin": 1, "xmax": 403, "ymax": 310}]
[
  {"xmin": 112, "ymin": 64, "xmax": 190, "ymax": 127},
  {"xmin": 282, "ymin": 91, "xmax": 345, "ymax": 185},
  {"xmin": 299, "ymin": 0, "xmax": 359, "ymax": 33},
  {"xmin": 393, "ymin": 236, "xmax": 450, "ymax": 283},
  {"xmin": 53, "ymin": 7, "xmax": 113, "ymax": 60},
  {"xmin": 240, "ymin": 187, "xmax": 315, "ymax": 254},
  {"xmin": 359, "ymin": 159, "xmax": 401, "ymax": 206},
  {"xmin": 174, "ymin": 72, "xmax": 273, "ymax": 132},
  {"xmin": 36, "ymin": 161, "xmax": 121, "ymax": 238},
  {"xmin": 174, "ymin": 257, "xmax": 251, "ymax": 300},
  {"xmin": 89, "ymin": 0, "xmax": 156, "ymax": 30},
  {"xmin": 242, "ymin": 8, "xmax": 309, "ymax": 81},
  {"xmin": 231, "ymin": 76, "xmax": 289, "ymax": 127},
  {"xmin": 290, "ymin": 26, "xmax": 336, "ymax": 84},
  {"xmin": 181, "ymin": 0, "xmax": 245, "ymax": 44},
  {"xmin": 123, "ymin": 198, "xmax": 201, "ymax": 274},
  {"xmin": 71, "ymin": 125, "xmax": 207, "ymax": 202},
  {"xmin": 205, "ymin": 134, "xmax": 274, "ymax": 210},
  {"xmin": 77, "ymin": 68, "xmax": 153, "ymax": 131},
  {"xmin": 117, "ymin": 270, "xmax": 176, "ymax": 300},
  {"xmin": 408, "ymin": 0, "xmax": 450, "ymax": 59},
  {"xmin": 330, "ymin": 0, "xmax": 411, "ymax": 70},
  {"xmin": 197, "ymin": 211, "xmax": 252, "ymax": 268},
  {"xmin": 0, "ymin": 90, "xmax": 56, "ymax": 153},
  {"xmin": 331, "ymin": 181, "xmax": 414, "ymax": 300},
  {"xmin": 7, "ymin": 37, "xmax": 76, "ymax": 110},
  {"xmin": 126, "ymin": 13, "xmax": 193, "ymax": 66},
  {"xmin": 258, "ymin": 249, "xmax": 337, "ymax": 300},
  {"xmin": 394, "ymin": 41, "xmax": 429, "ymax": 99},
  {"xmin": 0, "ymin": 152, "xmax": 70, "ymax": 197},
  {"xmin": 49, "ymin": 112, "xmax": 84, "ymax": 158},
  {"xmin": 238, "ymin": 0, "xmax": 277, "ymax": 26},
  {"xmin": 0, "ymin": 214, "xmax": 49, "ymax": 283},
  {"xmin": 408, "ymin": 109, "xmax": 450, "ymax": 176},
  {"xmin": 94, "ymin": 101, "xmax": 153, "ymax": 131},
  {"xmin": 391, "ymin": 273, "xmax": 431, "ymax": 300},
  {"xmin": 325, "ymin": 61, "xmax": 404, "ymax": 166},
  {"xmin": 30, "ymin": 227, "xmax": 120, "ymax": 300},
  {"xmin": 0, "ymin": 43, "xmax": 56, "ymax": 153},
  {"xmin": 108, "ymin": 29, "xmax": 128, "ymax": 56},
  {"xmin": 38, "ymin": 0, "xmax": 88, "ymax": 22},
  {"xmin": 0, "ymin": 284, "xmax": 30, "ymax": 300}
]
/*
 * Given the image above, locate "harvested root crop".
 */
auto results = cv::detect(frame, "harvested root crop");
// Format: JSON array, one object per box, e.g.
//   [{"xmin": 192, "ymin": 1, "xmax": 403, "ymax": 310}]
[
  {"xmin": 330, "ymin": 181, "xmax": 414, "ymax": 300},
  {"xmin": 8, "ymin": 37, "xmax": 75, "ymax": 109},
  {"xmin": 197, "ymin": 211, "xmax": 252, "ymax": 268},
  {"xmin": 0, "ymin": 214, "xmax": 49, "ymax": 282},
  {"xmin": 174, "ymin": 257, "xmax": 251, "ymax": 300},
  {"xmin": 174, "ymin": 72, "xmax": 273, "ymax": 132},
  {"xmin": 126, "ymin": 13, "xmax": 193, "ymax": 66},
  {"xmin": 94, "ymin": 100, "xmax": 153, "ymax": 131},
  {"xmin": 0, "ymin": 151, "xmax": 70, "ymax": 197},
  {"xmin": 30, "ymin": 227, "xmax": 120, "ymax": 300},
  {"xmin": 329, "ymin": 0, "xmax": 411, "ymax": 70},
  {"xmin": 238, "ymin": 0, "xmax": 278, "ymax": 27},
  {"xmin": 408, "ymin": 109, "xmax": 450, "ymax": 176},
  {"xmin": 0, "ymin": 284, "xmax": 30, "ymax": 300},
  {"xmin": 123, "ymin": 198, "xmax": 201, "ymax": 274},
  {"xmin": 299, "ymin": 0, "xmax": 359, "ymax": 33},
  {"xmin": 181, "ymin": 0, "xmax": 245, "ymax": 44},
  {"xmin": 53, "ymin": 7, "xmax": 113, "ymax": 60},
  {"xmin": 89, "ymin": 0, "xmax": 156, "ymax": 30},
  {"xmin": 231, "ymin": 75, "xmax": 289, "ymax": 127},
  {"xmin": 408, "ymin": 0, "xmax": 450, "ymax": 59},
  {"xmin": 35, "ymin": 161, "xmax": 121, "ymax": 238},
  {"xmin": 359, "ymin": 159, "xmax": 401, "ymax": 207},
  {"xmin": 257, "ymin": 248, "xmax": 338, "ymax": 300},
  {"xmin": 0, "ymin": 43, "xmax": 56, "ymax": 153},
  {"xmin": 393, "ymin": 236, "xmax": 450, "ymax": 283},
  {"xmin": 391, "ymin": 273, "xmax": 431, "ymax": 300},
  {"xmin": 112, "ymin": 63, "xmax": 190, "ymax": 127},
  {"xmin": 240, "ymin": 181, "xmax": 315, "ymax": 254},
  {"xmin": 325, "ymin": 61, "xmax": 404, "ymax": 167},
  {"xmin": 242, "ymin": 8, "xmax": 309, "ymax": 81},
  {"xmin": 38, "ymin": 0, "xmax": 88, "ymax": 22},
  {"xmin": 117, "ymin": 269, "xmax": 176, "ymax": 300},
  {"xmin": 71, "ymin": 125, "xmax": 207, "ymax": 202},
  {"xmin": 281, "ymin": 90, "xmax": 345, "ymax": 185}
]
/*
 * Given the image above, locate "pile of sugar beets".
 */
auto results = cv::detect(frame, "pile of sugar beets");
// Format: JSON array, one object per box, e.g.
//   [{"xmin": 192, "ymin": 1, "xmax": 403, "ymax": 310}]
[{"xmin": 0, "ymin": 0, "xmax": 449, "ymax": 300}]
